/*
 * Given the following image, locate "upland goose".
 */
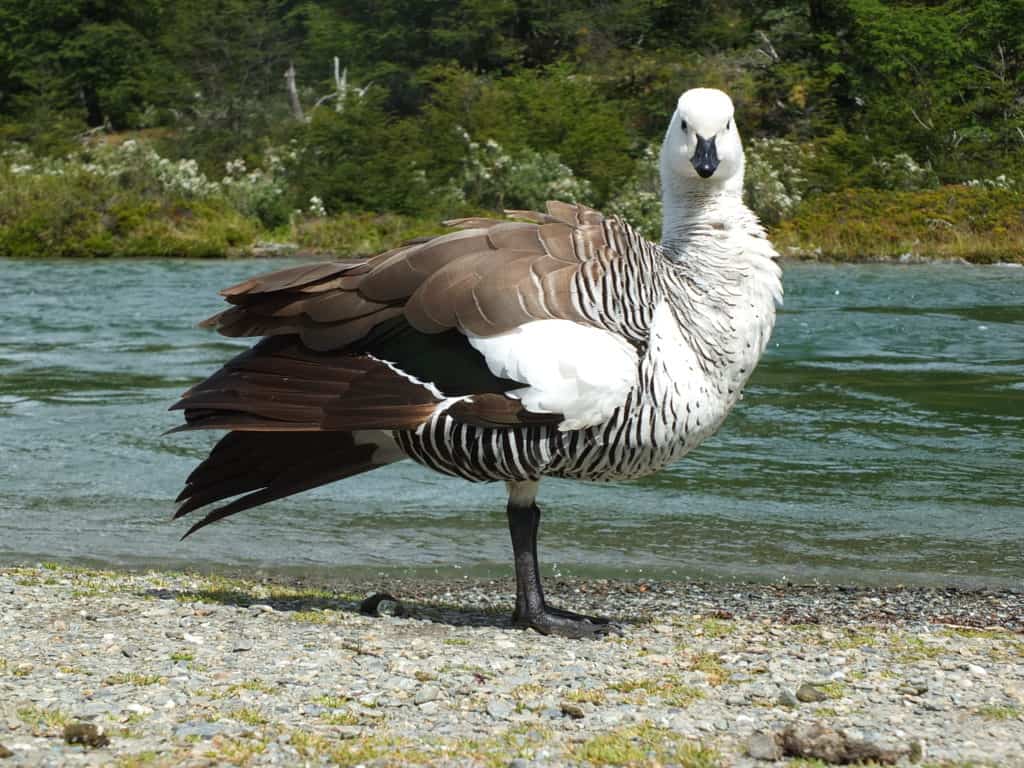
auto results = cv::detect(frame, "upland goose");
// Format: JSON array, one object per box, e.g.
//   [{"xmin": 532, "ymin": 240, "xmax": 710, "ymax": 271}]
[{"xmin": 172, "ymin": 88, "xmax": 782, "ymax": 638}]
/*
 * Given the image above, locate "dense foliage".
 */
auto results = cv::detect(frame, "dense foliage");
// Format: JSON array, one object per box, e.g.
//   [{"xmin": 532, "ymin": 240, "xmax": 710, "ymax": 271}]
[{"xmin": 1, "ymin": 0, "xmax": 1022, "ymax": 258}]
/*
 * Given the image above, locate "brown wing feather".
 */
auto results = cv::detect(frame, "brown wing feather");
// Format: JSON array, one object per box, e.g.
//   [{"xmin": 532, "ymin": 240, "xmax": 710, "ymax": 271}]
[
  {"xmin": 198, "ymin": 202, "xmax": 618, "ymax": 347},
  {"xmin": 172, "ymin": 336, "xmax": 441, "ymax": 433}
]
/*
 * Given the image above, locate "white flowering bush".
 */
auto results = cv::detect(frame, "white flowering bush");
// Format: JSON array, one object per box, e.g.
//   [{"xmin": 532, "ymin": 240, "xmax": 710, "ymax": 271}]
[
  {"xmin": 868, "ymin": 152, "xmax": 939, "ymax": 191},
  {"xmin": 452, "ymin": 129, "xmax": 592, "ymax": 210},
  {"xmin": 307, "ymin": 195, "xmax": 327, "ymax": 217},
  {"xmin": 79, "ymin": 139, "xmax": 222, "ymax": 197},
  {"xmin": 5, "ymin": 140, "xmax": 294, "ymax": 226},
  {"xmin": 219, "ymin": 148, "xmax": 292, "ymax": 224},
  {"xmin": 744, "ymin": 137, "xmax": 811, "ymax": 225},
  {"xmin": 964, "ymin": 174, "xmax": 1019, "ymax": 190},
  {"xmin": 5, "ymin": 147, "xmax": 74, "ymax": 178}
]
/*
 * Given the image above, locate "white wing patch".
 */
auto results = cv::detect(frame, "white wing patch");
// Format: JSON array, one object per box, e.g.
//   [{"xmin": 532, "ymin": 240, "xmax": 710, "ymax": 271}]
[{"xmin": 467, "ymin": 320, "xmax": 638, "ymax": 431}]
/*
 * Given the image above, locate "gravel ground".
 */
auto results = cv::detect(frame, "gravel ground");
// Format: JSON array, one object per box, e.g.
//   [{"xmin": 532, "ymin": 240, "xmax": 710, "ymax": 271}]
[{"xmin": 1, "ymin": 564, "xmax": 1021, "ymax": 767}]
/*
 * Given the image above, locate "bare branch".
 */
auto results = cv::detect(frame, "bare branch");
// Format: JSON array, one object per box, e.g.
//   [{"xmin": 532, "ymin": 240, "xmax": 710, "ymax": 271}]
[
  {"xmin": 910, "ymin": 107, "xmax": 934, "ymax": 131},
  {"xmin": 285, "ymin": 62, "xmax": 304, "ymax": 121},
  {"xmin": 313, "ymin": 58, "xmax": 366, "ymax": 111},
  {"xmin": 757, "ymin": 30, "xmax": 780, "ymax": 63}
]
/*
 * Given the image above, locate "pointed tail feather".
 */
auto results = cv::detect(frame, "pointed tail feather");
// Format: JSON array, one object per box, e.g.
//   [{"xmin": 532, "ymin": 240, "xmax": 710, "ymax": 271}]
[{"xmin": 175, "ymin": 430, "xmax": 400, "ymax": 537}]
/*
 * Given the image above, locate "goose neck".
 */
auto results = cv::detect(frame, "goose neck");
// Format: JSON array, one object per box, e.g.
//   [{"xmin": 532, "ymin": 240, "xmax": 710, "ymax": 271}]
[{"xmin": 659, "ymin": 180, "xmax": 745, "ymax": 258}]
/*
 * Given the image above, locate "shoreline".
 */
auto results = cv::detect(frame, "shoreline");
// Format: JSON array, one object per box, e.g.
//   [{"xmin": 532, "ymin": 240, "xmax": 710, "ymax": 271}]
[
  {"xmin": 3, "ymin": 247, "xmax": 1024, "ymax": 267},
  {"xmin": 2, "ymin": 565, "xmax": 1021, "ymax": 766}
]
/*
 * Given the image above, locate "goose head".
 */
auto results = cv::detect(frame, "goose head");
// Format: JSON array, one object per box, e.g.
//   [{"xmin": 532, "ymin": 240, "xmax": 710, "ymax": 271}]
[{"xmin": 661, "ymin": 88, "xmax": 744, "ymax": 190}]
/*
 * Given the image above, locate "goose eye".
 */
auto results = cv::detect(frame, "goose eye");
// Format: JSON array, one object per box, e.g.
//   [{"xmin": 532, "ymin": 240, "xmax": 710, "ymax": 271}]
[
  {"xmin": 726, "ymin": 119, "xmax": 732, "ymax": 131},
  {"xmin": 680, "ymin": 119, "xmax": 688, "ymax": 132}
]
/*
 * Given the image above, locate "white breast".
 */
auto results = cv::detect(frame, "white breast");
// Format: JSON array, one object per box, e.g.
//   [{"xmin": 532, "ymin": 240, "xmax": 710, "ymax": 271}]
[{"xmin": 647, "ymin": 301, "xmax": 729, "ymax": 451}]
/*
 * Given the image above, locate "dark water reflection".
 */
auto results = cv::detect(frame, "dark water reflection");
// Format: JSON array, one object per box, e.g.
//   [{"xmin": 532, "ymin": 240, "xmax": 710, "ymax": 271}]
[{"xmin": 1, "ymin": 259, "xmax": 1021, "ymax": 587}]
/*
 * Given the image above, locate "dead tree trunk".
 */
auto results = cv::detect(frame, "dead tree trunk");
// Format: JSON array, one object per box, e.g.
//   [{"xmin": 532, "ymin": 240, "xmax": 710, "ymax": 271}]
[{"xmin": 285, "ymin": 62, "xmax": 304, "ymax": 121}]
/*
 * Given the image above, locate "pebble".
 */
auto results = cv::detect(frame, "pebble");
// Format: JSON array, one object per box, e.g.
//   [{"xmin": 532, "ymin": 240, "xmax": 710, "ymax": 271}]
[
  {"xmin": 778, "ymin": 689, "xmax": 800, "ymax": 707},
  {"xmin": 487, "ymin": 698, "xmax": 514, "ymax": 720},
  {"xmin": 2, "ymin": 565, "xmax": 1022, "ymax": 767},
  {"xmin": 414, "ymin": 686, "xmax": 441, "ymax": 705},
  {"xmin": 797, "ymin": 682, "xmax": 829, "ymax": 702},
  {"xmin": 897, "ymin": 680, "xmax": 929, "ymax": 696},
  {"xmin": 747, "ymin": 732, "xmax": 782, "ymax": 760},
  {"xmin": 560, "ymin": 702, "xmax": 585, "ymax": 719}
]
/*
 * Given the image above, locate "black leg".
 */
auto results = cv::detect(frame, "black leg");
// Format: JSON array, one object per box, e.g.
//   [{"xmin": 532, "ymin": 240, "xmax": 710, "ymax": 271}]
[{"xmin": 506, "ymin": 499, "xmax": 620, "ymax": 639}]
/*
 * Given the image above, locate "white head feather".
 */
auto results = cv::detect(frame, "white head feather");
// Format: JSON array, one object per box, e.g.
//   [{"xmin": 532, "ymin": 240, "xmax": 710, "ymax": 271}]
[{"xmin": 660, "ymin": 87, "xmax": 744, "ymax": 194}]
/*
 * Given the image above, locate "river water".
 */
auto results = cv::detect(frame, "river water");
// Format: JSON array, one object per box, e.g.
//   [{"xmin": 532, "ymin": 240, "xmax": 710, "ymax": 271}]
[{"xmin": 0, "ymin": 259, "xmax": 1021, "ymax": 587}]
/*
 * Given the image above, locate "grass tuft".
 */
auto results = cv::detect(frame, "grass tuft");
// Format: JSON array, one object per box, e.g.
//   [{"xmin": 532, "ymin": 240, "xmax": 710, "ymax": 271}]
[
  {"xmin": 17, "ymin": 705, "xmax": 71, "ymax": 732},
  {"xmin": 574, "ymin": 724, "xmax": 720, "ymax": 767},
  {"xmin": 105, "ymin": 672, "xmax": 166, "ymax": 686},
  {"xmin": 977, "ymin": 704, "xmax": 1022, "ymax": 721},
  {"xmin": 610, "ymin": 676, "xmax": 704, "ymax": 707}
]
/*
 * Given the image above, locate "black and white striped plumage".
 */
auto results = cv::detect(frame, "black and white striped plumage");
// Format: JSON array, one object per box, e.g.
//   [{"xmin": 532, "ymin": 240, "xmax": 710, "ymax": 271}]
[{"xmin": 172, "ymin": 88, "xmax": 782, "ymax": 638}]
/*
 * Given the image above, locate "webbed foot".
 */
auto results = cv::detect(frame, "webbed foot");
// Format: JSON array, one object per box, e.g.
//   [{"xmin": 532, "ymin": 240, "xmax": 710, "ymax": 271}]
[{"xmin": 513, "ymin": 605, "xmax": 623, "ymax": 639}]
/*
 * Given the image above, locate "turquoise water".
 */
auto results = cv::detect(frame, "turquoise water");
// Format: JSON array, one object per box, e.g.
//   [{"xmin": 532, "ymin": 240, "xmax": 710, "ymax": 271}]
[{"xmin": 0, "ymin": 259, "xmax": 1021, "ymax": 587}]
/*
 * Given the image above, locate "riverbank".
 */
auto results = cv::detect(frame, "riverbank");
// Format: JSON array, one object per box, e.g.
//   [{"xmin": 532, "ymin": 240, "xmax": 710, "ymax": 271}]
[
  {"xmin": 772, "ymin": 186, "xmax": 1024, "ymax": 265},
  {"xmin": 1, "ymin": 564, "xmax": 1021, "ymax": 767},
  {"xmin": 3, "ymin": 150, "xmax": 1022, "ymax": 264}
]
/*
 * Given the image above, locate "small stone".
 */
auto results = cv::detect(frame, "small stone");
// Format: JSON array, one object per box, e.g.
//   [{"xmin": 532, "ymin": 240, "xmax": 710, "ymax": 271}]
[
  {"xmin": 414, "ymin": 686, "xmax": 441, "ymax": 705},
  {"xmin": 249, "ymin": 604, "xmax": 274, "ymax": 614},
  {"xmin": 508, "ymin": 760, "xmax": 530, "ymax": 768},
  {"xmin": 63, "ymin": 722, "xmax": 110, "ymax": 748},
  {"xmin": 0, "ymin": 743, "xmax": 11, "ymax": 759},
  {"xmin": 120, "ymin": 645, "xmax": 138, "ymax": 658},
  {"xmin": 560, "ymin": 702, "xmax": 584, "ymax": 719},
  {"xmin": 897, "ymin": 681, "xmax": 928, "ymax": 696},
  {"xmin": 232, "ymin": 639, "xmax": 254, "ymax": 653},
  {"xmin": 777, "ymin": 689, "xmax": 800, "ymax": 707},
  {"xmin": 967, "ymin": 664, "xmax": 987, "ymax": 677},
  {"xmin": 487, "ymin": 698, "xmax": 514, "ymax": 720},
  {"xmin": 747, "ymin": 732, "xmax": 783, "ymax": 761},
  {"xmin": 174, "ymin": 722, "xmax": 225, "ymax": 740},
  {"xmin": 796, "ymin": 683, "xmax": 829, "ymax": 703},
  {"xmin": 418, "ymin": 701, "xmax": 440, "ymax": 715}
]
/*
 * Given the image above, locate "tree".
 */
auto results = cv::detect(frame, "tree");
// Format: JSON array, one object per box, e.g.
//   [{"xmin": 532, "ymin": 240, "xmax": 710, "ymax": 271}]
[{"xmin": 0, "ymin": 0, "xmax": 165, "ymax": 131}]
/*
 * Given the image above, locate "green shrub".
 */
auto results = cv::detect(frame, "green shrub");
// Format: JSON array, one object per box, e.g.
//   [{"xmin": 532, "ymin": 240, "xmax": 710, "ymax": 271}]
[
  {"xmin": 773, "ymin": 185, "xmax": 1024, "ymax": 263},
  {"xmin": 290, "ymin": 211, "xmax": 448, "ymax": 257}
]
